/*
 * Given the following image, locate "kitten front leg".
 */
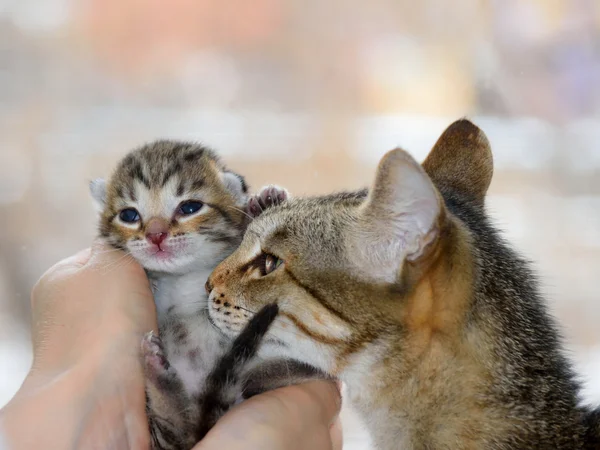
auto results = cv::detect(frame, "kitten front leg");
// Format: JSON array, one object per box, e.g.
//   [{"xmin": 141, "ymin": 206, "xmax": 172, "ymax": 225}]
[
  {"xmin": 247, "ymin": 185, "xmax": 289, "ymax": 218},
  {"xmin": 141, "ymin": 332, "xmax": 197, "ymax": 450}
]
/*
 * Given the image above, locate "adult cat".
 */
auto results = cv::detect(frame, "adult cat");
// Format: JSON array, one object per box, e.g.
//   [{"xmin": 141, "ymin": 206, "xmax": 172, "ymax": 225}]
[{"xmin": 205, "ymin": 120, "xmax": 600, "ymax": 449}]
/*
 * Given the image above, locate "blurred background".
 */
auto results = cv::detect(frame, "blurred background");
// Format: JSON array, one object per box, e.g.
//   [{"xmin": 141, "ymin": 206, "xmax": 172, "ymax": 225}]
[{"xmin": 1, "ymin": 0, "xmax": 599, "ymax": 448}]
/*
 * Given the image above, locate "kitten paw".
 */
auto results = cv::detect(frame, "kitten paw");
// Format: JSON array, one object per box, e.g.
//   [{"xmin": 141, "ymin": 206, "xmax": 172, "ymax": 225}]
[
  {"xmin": 247, "ymin": 185, "xmax": 289, "ymax": 218},
  {"xmin": 141, "ymin": 331, "xmax": 170, "ymax": 377}
]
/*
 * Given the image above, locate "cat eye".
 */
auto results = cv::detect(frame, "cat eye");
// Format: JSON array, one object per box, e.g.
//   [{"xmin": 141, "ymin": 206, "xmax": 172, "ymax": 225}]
[
  {"xmin": 178, "ymin": 201, "xmax": 204, "ymax": 216},
  {"xmin": 119, "ymin": 208, "xmax": 140, "ymax": 223},
  {"xmin": 263, "ymin": 253, "xmax": 283, "ymax": 275}
]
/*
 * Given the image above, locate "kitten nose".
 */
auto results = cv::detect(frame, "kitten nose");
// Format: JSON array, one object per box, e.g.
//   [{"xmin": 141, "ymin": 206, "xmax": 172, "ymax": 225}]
[
  {"xmin": 147, "ymin": 232, "xmax": 168, "ymax": 246},
  {"xmin": 145, "ymin": 218, "xmax": 169, "ymax": 246}
]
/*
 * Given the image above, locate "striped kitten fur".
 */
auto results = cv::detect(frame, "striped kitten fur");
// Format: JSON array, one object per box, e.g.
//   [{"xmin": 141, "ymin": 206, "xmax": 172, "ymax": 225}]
[
  {"xmin": 206, "ymin": 120, "xmax": 600, "ymax": 449},
  {"xmin": 90, "ymin": 140, "xmax": 320, "ymax": 449}
]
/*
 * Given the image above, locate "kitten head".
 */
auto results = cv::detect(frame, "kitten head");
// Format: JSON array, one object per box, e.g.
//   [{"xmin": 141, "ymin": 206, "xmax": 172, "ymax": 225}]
[
  {"xmin": 205, "ymin": 119, "xmax": 493, "ymax": 377},
  {"xmin": 91, "ymin": 140, "xmax": 249, "ymax": 274}
]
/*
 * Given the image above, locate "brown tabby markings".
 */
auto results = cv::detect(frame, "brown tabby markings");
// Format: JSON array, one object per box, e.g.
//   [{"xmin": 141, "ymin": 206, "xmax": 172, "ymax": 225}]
[
  {"xmin": 206, "ymin": 120, "xmax": 600, "ymax": 449},
  {"xmin": 96, "ymin": 140, "xmax": 248, "ymax": 249}
]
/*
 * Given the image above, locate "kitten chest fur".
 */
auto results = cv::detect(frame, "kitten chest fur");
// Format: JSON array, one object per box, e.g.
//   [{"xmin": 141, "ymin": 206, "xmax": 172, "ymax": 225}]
[
  {"xmin": 151, "ymin": 270, "xmax": 211, "ymax": 315},
  {"xmin": 151, "ymin": 270, "xmax": 228, "ymax": 397}
]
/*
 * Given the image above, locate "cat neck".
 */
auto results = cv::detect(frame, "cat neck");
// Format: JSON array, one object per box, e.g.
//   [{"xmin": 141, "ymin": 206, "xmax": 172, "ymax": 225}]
[
  {"xmin": 149, "ymin": 269, "xmax": 213, "ymax": 319},
  {"xmin": 341, "ymin": 336, "xmax": 493, "ymax": 450},
  {"xmin": 339, "ymin": 233, "xmax": 494, "ymax": 449}
]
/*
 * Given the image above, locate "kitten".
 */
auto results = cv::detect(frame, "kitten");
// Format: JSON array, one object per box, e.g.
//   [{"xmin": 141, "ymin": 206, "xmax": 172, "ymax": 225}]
[
  {"xmin": 89, "ymin": 140, "xmax": 302, "ymax": 449},
  {"xmin": 205, "ymin": 120, "xmax": 600, "ymax": 449},
  {"xmin": 143, "ymin": 303, "xmax": 280, "ymax": 448}
]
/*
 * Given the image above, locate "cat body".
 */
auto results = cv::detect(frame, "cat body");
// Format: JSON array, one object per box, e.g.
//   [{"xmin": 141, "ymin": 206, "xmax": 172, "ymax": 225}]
[
  {"xmin": 206, "ymin": 120, "xmax": 600, "ymax": 449},
  {"xmin": 90, "ymin": 140, "xmax": 303, "ymax": 449}
]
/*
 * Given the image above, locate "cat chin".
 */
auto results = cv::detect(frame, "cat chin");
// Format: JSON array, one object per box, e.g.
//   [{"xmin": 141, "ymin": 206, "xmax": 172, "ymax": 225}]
[{"xmin": 132, "ymin": 252, "xmax": 198, "ymax": 274}]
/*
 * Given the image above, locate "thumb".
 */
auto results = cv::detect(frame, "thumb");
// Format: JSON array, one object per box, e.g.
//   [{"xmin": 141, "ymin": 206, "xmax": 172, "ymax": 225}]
[
  {"xmin": 87, "ymin": 240, "xmax": 147, "ymax": 279},
  {"xmin": 195, "ymin": 380, "xmax": 342, "ymax": 450},
  {"xmin": 88, "ymin": 239, "xmax": 128, "ymax": 264},
  {"xmin": 280, "ymin": 380, "xmax": 342, "ymax": 426}
]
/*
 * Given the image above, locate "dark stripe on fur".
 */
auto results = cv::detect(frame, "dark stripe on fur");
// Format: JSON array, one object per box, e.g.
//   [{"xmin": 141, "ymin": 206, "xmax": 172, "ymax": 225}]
[
  {"xmin": 195, "ymin": 303, "xmax": 279, "ymax": 440},
  {"xmin": 280, "ymin": 311, "xmax": 347, "ymax": 345},
  {"xmin": 284, "ymin": 267, "xmax": 355, "ymax": 325},
  {"xmin": 160, "ymin": 160, "xmax": 182, "ymax": 187},
  {"xmin": 129, "ymin": 161, "xmax": 151, "ymax": 188},
  {"xmin": 204, "ymin": 202, "xmax": 235, "ymax": 225}
]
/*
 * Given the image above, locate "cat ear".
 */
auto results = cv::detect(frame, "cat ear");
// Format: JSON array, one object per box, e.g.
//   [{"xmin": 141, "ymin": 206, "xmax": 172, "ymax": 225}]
[
  {"xmin": 220, "ymin": 171, "xmax": 248, "ymax": 204},
  {"xmin": 352, "ymin": 149, "xmax": 442, "ymax": 283},
  {"xmin": 422, "ymin": 119, "xmax": 493, "ymax": 205},
  {"xmin": 89, "ymin": 178, "xmax": 107, "ymax": 211}
]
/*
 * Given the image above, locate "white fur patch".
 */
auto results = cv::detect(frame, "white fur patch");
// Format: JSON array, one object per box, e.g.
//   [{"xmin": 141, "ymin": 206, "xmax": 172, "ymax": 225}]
[{"xmin": 89, "ymin": 178, "xmax": 107, "ymax": 211}]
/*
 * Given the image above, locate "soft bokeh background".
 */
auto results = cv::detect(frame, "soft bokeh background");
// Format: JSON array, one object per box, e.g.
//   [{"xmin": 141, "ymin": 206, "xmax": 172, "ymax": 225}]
[{"xmin": 1, "ymin": 0, "xmax": 600, "ymax": 448}]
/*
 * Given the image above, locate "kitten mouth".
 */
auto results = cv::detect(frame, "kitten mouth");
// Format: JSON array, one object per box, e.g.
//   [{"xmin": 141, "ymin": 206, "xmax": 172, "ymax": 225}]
[{"xmin": 151, "ymin": 248, "xmax": 174, "ymax": 259}]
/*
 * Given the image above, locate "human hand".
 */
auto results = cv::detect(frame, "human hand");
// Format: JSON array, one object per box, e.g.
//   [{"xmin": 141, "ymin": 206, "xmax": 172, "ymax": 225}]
[
  {"xmin": 0, "ymin": 241, "xmax": 156, "ymax": 450},
  {"xmin": 0, "ymin": 242, "xmax": 343, "ymax": 450},
  {"xmin": 196, "ymin": 380, "xmax": 343, "ymax": 450}
]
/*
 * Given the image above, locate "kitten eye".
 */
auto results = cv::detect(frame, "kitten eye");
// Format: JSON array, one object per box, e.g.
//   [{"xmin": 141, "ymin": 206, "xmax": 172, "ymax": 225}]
[
  {"xmin": 119, "ymin": 208, "xmax": 140, "ymax": 223},
  {"xmin": 263, "ymin": 253, "xmax": 283, "ymax": 275},
  {"xmin": 178, "ymin": 201, "xmax": 204, "ymax": 216}
]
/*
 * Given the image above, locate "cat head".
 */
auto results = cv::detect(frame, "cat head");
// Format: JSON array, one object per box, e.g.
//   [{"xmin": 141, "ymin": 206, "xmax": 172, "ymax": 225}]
[
  {"xmin": 91, "ymin": 140, "xmax": 248, "ymax": 274},
  {"xmin": 205, "ymin": 119, "xmax": 493, "ymax": 377}
]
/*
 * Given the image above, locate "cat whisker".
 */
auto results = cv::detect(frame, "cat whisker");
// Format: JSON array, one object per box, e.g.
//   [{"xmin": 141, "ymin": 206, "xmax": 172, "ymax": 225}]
[
  {"xmin": 94, "ymin": 250, "xmax": 131, "ymax": 268},
  {"xmin": 256, "ymin": 200, "xmax": 264, "ymax": 213},
  {"xmin": 234, "ymin": 305, "xmax": 259, "ymax": 315},
  {"xmin": 93, "ymin": 247, "xmax": 128, "ymax": 255},
  {"xmin": 107, "ymin": 257, "xmax": 135, "ymax": 275},
  {"xmin": 97, "ymin": 252, "xmax": 134, "ymax": 274},
  {"xmin": 207, "ymin": 315, "xmax": 225, "ymax": 334},
  {"xmin": 225, "ymin": 304, "xmax": 311, "ymax": 339},
  {"xmin": 224, "ymin": 205, "xmax": 254, "ymax": 222}
]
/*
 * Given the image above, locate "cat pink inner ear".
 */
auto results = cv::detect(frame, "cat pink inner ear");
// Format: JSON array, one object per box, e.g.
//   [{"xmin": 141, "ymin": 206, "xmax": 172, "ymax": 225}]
[{"xmin": 353, "ymin": 149, "xmax": 441, "ymax": 281}]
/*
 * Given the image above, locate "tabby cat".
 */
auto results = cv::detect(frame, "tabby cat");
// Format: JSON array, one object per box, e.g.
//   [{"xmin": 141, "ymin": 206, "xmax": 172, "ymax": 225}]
[{"xmin": 206, "ymin": 120, "xmax": 600, "ymax": 449}]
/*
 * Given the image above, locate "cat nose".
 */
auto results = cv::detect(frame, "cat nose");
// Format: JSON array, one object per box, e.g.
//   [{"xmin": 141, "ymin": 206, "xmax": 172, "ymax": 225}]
[
  {"xmin": 205, "ymin": 279, "xmax": 213, "ymax": 294},
  {"xmin": 145, "ymin": 218, "xmax": 169, "ymax": 246},
  {"xmin": 147, "ymin": 232, "xmax": 168, "ymax": 246}
]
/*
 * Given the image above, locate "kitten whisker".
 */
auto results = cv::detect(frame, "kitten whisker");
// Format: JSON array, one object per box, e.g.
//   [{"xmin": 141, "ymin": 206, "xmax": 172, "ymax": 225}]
[
  {"xmin": 98, "ymin": 253, "xmax": 134, "ymax": 274},
  {"xmin": 93, "ymin": 248, "xmax": 128, "ymax": 255},
  {"xmin": 224, "ymin": 205, "xmax": 254, "ymax": 221},
  {"xmin": 94, "ymin": 251, "xmax": 132, "ymax": 271}
]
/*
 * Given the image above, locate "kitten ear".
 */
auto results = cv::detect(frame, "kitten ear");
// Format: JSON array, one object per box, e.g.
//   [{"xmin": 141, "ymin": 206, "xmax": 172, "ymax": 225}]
[
  {"xmin": 352, "ymin": 149, "xmax": 442, "ymax": 283},
  {"xmin": 422, "ymin": 119, "xmax": 493, "ymax": 205},
  {"xmin": 89, "ymin": 178, "xmax": 107, "ymax": 210},
  {"xmin": 220, "ymin": 171, "xmax": 248, "ymax": 204}
]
